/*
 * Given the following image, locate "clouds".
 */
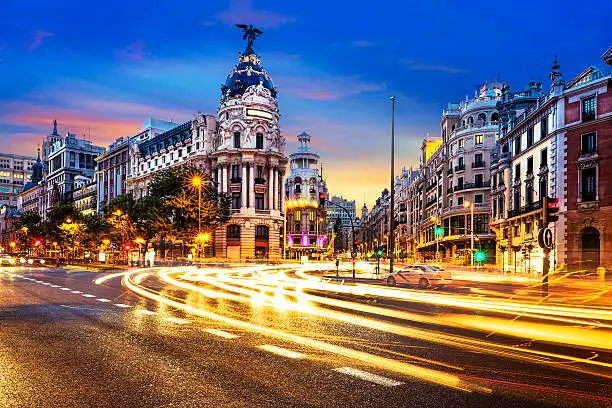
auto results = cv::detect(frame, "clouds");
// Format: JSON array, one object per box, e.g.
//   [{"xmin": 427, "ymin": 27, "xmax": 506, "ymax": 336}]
[
  {"xmin": 216, "ymin": 0, "xmax": 294, "ymax": 28},
  {"xmin": 278, "ymin": 75, "xmax": 386, "ymax": 101},
  {"xmin": 401, "ymin": 59, "xmax": 466, "ymax": 74},
  {"xmin": 115, "ymin": 40, "xmax": 153, "ymax": 64},
  {"xmin": 28, "ymin": 30, "xmax": 53, "ymax": 51}
]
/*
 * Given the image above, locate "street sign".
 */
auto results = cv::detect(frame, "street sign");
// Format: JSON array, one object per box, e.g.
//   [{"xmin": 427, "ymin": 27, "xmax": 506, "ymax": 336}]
[
  {"xmin": 351, "ymin": 251, "xmax": 357, "ymax": 258},
  {"xmin": 538, "ymin": 228, "xmax": 553, "ymax": 249},
  {"xmin": 110, "ymin": 243, "xmax": 118, "ymax": 250}
]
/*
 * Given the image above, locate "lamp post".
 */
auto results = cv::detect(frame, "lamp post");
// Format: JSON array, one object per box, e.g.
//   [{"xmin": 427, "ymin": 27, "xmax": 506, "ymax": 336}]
[
  {"xmin": 191, "ymin": 175, "xmax": 203, "ymax": 259},
  {"xmin": 463, "ymin": 200, "xmax": 474, "ymax": 269},
  {"xmin": 389, "ymin": 96, "xmax": 396, "ymax": 275}
]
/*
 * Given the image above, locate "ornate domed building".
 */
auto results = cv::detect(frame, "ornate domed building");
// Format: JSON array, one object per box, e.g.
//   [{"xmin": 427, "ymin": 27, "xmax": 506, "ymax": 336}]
[
  {"xmin": 126, "ymin": 26, "xmax": 288, "ymax": 260},
  {"xmin": 211, "ymin": 27, "xmax": 288, "ymax": 260},
  {"xmin": 284, "ymin": 132, "xmax": 328, "ymax": 259}
]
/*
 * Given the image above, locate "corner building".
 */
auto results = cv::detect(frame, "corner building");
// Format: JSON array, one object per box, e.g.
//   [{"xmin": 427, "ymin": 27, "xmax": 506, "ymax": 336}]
[{"xmin": 126, "ymin": 36, "xmax": 288, "ymax": 260}]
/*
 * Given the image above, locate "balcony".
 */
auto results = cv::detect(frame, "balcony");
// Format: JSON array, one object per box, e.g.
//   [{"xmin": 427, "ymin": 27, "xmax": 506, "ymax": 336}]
[
  {"xmin": 507, "ymin": 199, "xmax": 543, "ymax": 219},
  {"xmin": 472, "ymin": 161, "xmax": 486, "ymax": 169},
  {"xmin": 426, "ymin": 198, "xmax": 437, "ymax": 208},
  {"xmin": 447, "ymin": 168, "xmax": 453, "ymax": 175},
  {"xmin": 254, "ymin": 177, "xmax": 266, "ymax": 185},
  {"xmin": 230, "ymin": 177, "xmax": 242, "ymax": 184},
  {"xmin": 454, "ymin": 164, "xmax": 465, "ymax": 172},
  {"xmin": 453, "ymin": 180, "xmax": 490, "ymax": 192}
]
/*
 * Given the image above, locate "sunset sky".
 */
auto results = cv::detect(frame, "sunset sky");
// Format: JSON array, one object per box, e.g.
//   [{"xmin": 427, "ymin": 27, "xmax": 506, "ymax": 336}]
[{"xmin": 1, "ymin": 0, "xmax": 611, "ymax": 208}]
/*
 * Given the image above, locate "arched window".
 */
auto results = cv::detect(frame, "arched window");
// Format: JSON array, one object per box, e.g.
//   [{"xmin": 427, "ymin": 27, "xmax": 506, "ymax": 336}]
[
  {"xmin": 467, "ymin": 116, "xmax": 474, "ymax": 125},
  {"xmin": 477, "ymin": 113, "xmax": 487, "ymax": 124},
  {"xmin": 491, "ymin": 112, "xmax": 499, "ymax": 123}
]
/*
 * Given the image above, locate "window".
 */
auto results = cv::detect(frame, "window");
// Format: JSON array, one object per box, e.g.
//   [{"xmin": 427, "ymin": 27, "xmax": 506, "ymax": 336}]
[
  {"xmin": 255, "ymin": 193, "xmax": 264, "ymax": 210},
  {"xmin": 475, "ymin": 135, "xmax": 483, "ymax": 145},
  {"xmin": 227, "ymin": 224, "xmax": 241, "ymax": 240},
  {"xmin": 233, "ymin": 132, "xmax": 241, "ymax": 148},
  {"xmin": 231, "ymin": 165, "xmax": 241, "ymax": 182},
  {"xmin": 256, "ymin": 133, "xmax": 264, "ymax": 149},
  {"xmin": 540, "ymin": 116, "xmax": 548, "ymax": 139},
  {"xmin": 513, "ymin": 189, "xmax": 520, "ymax": 210},
  {"xmin": 458, "ymin": 157, "xmax": 464, "ymax": 167},
  {"xmin": 539, "ymin": 176, "xmax": 548, "ymax": 198},
  {"xmin": 581, "ymin": 133, "xmax": 597, "ymax": 154},
  {"xmin": 498, "ymin": 197, "xmax": 504, "ymax": 216},
  {"xmin": 474, "ymin": 194, "xmax": 483, "ymax": 204},
  {"xmin": 458, "ymin": 139, "xmax": 464, "ymax": 149},
  {"xmin": 309, "ymin": 211, "xmax": 315, "ymax": 221},
  {"xmin": 582, "ymin": 96, "xmax": 596, "ymax": 122},
  {"xmin": 526, "ymin": 222, "xmax": 532, "ymax": 234},
  {"xmin": 581, "ymin": 167, "xmax": 597, "ymax": 202},
  {"xmin": 527, "ymin": 156, "xmax": 533, "ymax": 175},
  {"xmin": 514, "ymin": 137, "xmax": 520, "ymax": 155},
  {"xmin": 231, "ymin": 193, "xmax": 241, "ymax": 209},
  {"xmin": 513, "ymin": 225, "xmax": 520, "ymax": 236},
  {"xmin": 256, "ymin": 165, "xmax": 264, "ymax": 179},
  {"xmin": 255, "ymin": 225, "xmax": 269, "ymax": 239},
  {"xmin": 540, "ymin": 148, "xmax": 548, "ymax": 167},
  {"xmin": 458, "ymin": 176, "xmax": 464, "ymax": 188},
  {"xmin": 515, "ymin": 164, "xmax": 520, "ymax": 180},
  {"xmin": 525, "ymin": 184, "xmax": 533, "ymax": 204},
  {"xmin": 474, "ymin": 174, "xmax": 483, "ymax": 186},
  {"xmin": 475, "ymin": 153, "xmax": 482, "ymax": 163},
  {"xmin": 457, "ymin": 196, "xmax": 464, "ymax": 206},
  {"xmin": 295, "ymin": 211, "xmax": 301, "ymax": 221},
  {"xmin": 527, "ymin": 127, "xmax": 534, "ymax": 147}
]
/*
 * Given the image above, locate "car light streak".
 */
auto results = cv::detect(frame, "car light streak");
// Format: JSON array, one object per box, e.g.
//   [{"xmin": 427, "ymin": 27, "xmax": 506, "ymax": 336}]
[{"xmin": 123, "ymin": 269, "xmax": 485, "ymax": 393}]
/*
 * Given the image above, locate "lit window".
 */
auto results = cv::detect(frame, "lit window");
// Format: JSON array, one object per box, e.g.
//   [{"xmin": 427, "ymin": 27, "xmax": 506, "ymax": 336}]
[
  {"xmin": 475, "ymin": 135, "xmax": 483, "ymax": 145},
  {"xmin": 458, "ymin": 139, "xmax": 464, "ymax": 148},
  {"xmin": 582, "ymin": 97, "xmax": 596, "ymax": 122}
]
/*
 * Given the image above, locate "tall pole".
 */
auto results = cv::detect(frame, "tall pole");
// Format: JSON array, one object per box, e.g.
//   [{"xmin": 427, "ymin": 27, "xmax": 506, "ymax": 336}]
[
  {"xmin": 198, "ymin": 185, "xmax": 202, "ymax": 259},
  {"xmin": 470, "ymin": 203, "xmax": 474, "ymax": 269},
  {"xmin": 389, "ymin": 96, "xmax": 396, "ymax": 275}
]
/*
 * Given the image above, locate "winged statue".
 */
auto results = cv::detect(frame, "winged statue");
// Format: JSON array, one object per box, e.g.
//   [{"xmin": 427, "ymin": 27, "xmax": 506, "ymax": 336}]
[{"xmin": 236, "ymin": 24, "xmax": 263, "ymax": 49}]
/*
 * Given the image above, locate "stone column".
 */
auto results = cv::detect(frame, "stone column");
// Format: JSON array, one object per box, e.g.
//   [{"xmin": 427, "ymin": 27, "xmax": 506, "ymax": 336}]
[
  {"xmin": 248, "ymin": 162, "xmax": 254, "ymax": 208},
  {"xmin": 241, "ymin": 163, "xmax": 247, "ymax": 209},
  {"xmin": 268, "ymin": 166, "xmax": 274, "ymax": 210},
  {"xmin": 222, "ymin": 165, "xmax": 228, "ymax": 193}
]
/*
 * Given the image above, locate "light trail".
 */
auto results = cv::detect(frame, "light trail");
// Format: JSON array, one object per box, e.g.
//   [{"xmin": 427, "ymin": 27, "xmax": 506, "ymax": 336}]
[{"xmin": 123, "ymin": 268, "xmax": 488, "ymax": 393}]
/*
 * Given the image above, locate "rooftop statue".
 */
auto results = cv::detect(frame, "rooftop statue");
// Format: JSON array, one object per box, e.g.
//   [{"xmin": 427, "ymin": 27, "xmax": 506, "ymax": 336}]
[{"xmin": 236, "ymin": 24, "xmax": 263, "ymax": 50}]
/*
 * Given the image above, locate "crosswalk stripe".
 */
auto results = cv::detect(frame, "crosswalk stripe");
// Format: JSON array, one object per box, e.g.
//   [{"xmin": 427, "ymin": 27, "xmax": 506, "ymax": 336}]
[
  {"xmin": 96, "ymin": 298, "xmax": 111, "ymax": 303},
  {"xmin": 164, "ymin": 317, "xmax": 190, "ymax": 325},
  {"xmin": 258, "ymin": 344, "xmax": 305, "ymax": 359},
  {"xmin": 82, "ymin": 294, "xmax": 96, "ymax": 298},
  {"xmin": 114, "ymin": 303, "xmax": 132, "ymax": 308},
  {"xmin": 205, "ymin": 329, "xmax": 240, "ymax": 339},
  {"xmin": 333, "ymin": 367, "xmax": 404, "ymax": 387}
]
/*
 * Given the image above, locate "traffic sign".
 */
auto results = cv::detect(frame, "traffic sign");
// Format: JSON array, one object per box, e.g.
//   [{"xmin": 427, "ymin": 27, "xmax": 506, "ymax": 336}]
[
  {"xmin": 351, "ymin": 251, "xmax": 357, "ymax": 258},
  {"xmin": 538, "ymin": 228, "xmax": 553, "ymax": 249},
  {"xmin": 110, "ymin": 243, "xmax": 118, "ymax": 250}
]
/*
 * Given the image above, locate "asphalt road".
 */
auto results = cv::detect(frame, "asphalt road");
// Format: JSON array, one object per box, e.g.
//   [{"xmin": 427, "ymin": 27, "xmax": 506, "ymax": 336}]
[{"xmin": 1, "ymin": 266, "xmax": 610, "ymax": 408}]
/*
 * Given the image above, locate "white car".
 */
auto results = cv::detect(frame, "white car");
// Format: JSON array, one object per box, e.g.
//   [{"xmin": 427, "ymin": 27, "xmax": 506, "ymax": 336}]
[
  {"xmin": 0, "ymin": 254, "xmax": 16, "ymax": 265},
  {"xmin": 385, "ymin": 264, "xmax": 452, "ymax": 288}
]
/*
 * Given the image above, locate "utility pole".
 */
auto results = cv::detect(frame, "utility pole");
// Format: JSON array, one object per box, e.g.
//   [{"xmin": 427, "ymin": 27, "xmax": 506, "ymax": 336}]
[{"xmin": 389, "ymin": 96, "xmax": 396, "ymax": 275}]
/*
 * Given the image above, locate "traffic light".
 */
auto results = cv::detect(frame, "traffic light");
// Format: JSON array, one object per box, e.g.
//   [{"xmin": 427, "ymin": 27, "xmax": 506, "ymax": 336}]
[
  {"xmin": 319, "ymin": 192, "xmax": 326, "ymax": 207},
  {"xmin": 354, "ymin": 239, "xmax": 360, "ymax": 246},
  {"xmin": 125, "ymin": 244, "xmax": 131, "ymax": 251},
  {"xmin": 376, "ymin": 248, "xmax": 383, "ymax": 257},
  {"xmin": 34, "ymin": 239, "xmax": 42, "ymax": 247},
  {"xmin": 474, "ymin": 250, "xmax": 486, "ymax": 263},
  {"xmin": 434, "ymin": 226, "xmax": 444, "ymax": 237},
  {"xmin": 543, "ymin": 196, "xmax": 560, "ymax": 224}
]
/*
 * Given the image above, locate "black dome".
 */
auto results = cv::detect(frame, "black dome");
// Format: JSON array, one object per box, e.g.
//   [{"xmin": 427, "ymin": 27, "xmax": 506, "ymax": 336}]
[{"xmin": 221, "ymin": 48, "xmax": 276, "ymax": 100}]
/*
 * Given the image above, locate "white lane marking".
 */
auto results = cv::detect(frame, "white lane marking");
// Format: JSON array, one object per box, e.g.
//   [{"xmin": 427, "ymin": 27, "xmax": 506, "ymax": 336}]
[
  {"xmin": 164, "ymin": 317, "xmax": 190, "ymax": 325},
  {"xmin": 333, "ymin": 367, "xmax": 404, "ymax": 387},
  {"xmin": 205, "ymin": 329, "xmax": 240, "ymax": 339},
  {"xmin": 60, "ymin": 288, "xmax": 71, "ymax": 291},
  {"xmin": 41, "ymin": 282, "xmax": 51, "ymax": 285},
  {"xmin": 258, "ymin": 344, "xmax": 305, "ymax": 359},
  {"xmin": 50, "ymin": 285, "xmax": 61, "ymax": 288},
  {"xmin": 71, "ymin": 291, "xmax": 82, "ymax": 294},
  {"xmin": 96, "ymin": 298, "xmax": 111, "ymax": 303},
  {"xmin": 114, "ymin": 303, "xmax": 132, "ymax": 308},
  {"xmin": 81, "ymin": 294, "xmax": 96, "ymax": 298},
  {"xmin": 136, "ymin": 309, "xmax": 157, "ymax": 315}
]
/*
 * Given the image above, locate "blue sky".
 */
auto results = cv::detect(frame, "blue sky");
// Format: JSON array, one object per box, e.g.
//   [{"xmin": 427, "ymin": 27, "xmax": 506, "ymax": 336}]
[{"xmin": 1, "ymin": 0, "xmax": 610, "ymax": 207}]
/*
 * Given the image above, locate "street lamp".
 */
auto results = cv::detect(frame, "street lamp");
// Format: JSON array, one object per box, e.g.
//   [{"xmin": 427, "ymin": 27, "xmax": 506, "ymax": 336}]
[
  {"xmin": 191, "ymin": 175, "xmax": 203, "ymax": 259},
  {"xmin": 463, "ymin": 200, "xmax": 474, "ymax": 269},
  {"xmin": 389, "ymin": 95, "xmax": 396, "ymax": 274}
]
